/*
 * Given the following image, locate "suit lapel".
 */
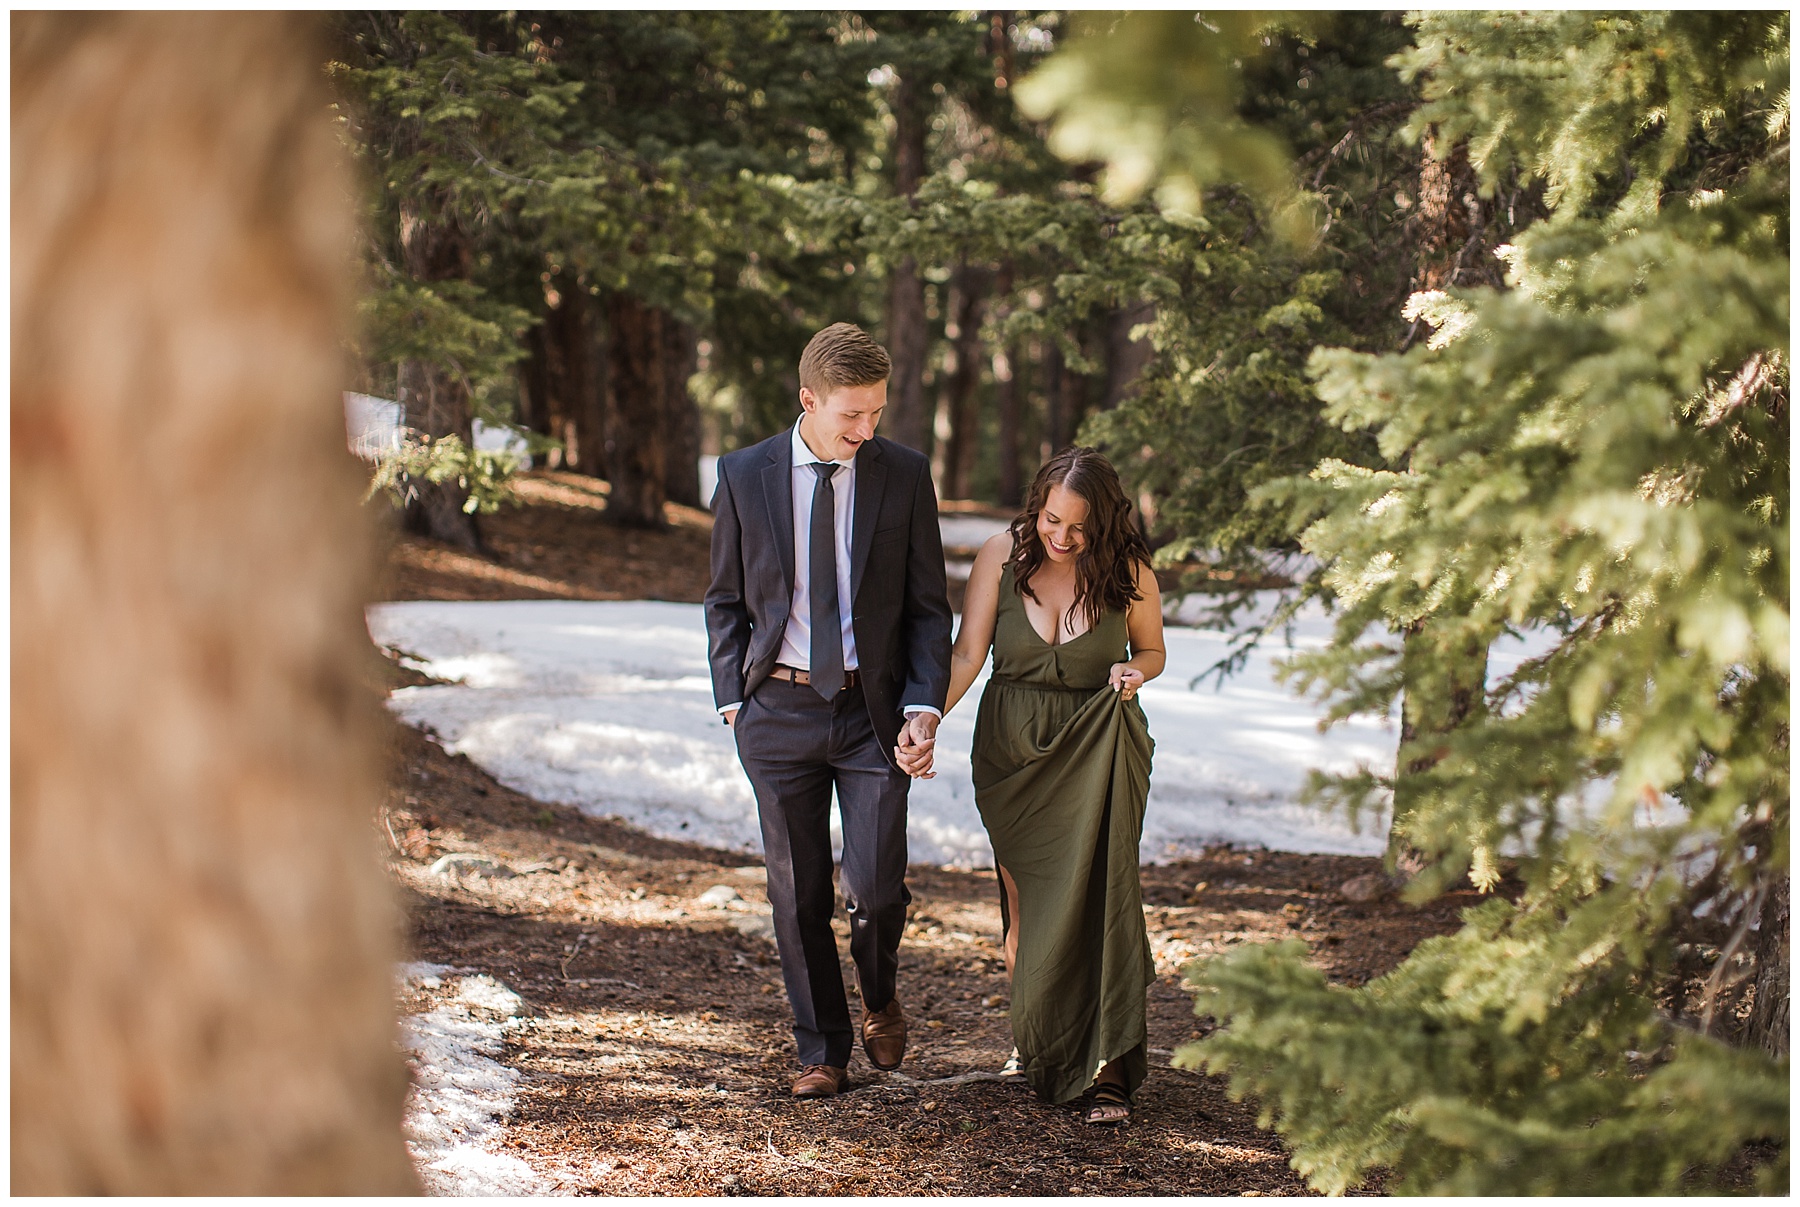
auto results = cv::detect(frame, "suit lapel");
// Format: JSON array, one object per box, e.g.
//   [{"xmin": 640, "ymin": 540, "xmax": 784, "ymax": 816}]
[
  {"xmin": 850, "ymin": 439, "xmax": 886, "ymax": 600},
  {"xmin": 761, "ymin": 434, "xmax": 795, "ymax": 593}
]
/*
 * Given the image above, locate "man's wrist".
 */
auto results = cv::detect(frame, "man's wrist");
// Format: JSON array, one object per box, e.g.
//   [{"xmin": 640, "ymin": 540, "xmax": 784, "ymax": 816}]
[{"xmin": 901, "ymin": 705, "xmax": 942, "ymax": 719}]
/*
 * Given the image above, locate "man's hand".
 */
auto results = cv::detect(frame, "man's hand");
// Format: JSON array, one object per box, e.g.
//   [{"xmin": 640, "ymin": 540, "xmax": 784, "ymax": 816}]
[
  {"xmin": 895, "ymin": 712, "xmax": 939, "ymax": 779},
  {"xmin": 903, "ymin": 711, "xmax": 940, "ymax": 747},
  {"xmin": 723, "ymin": 707, "xmax": 740, "ymax": 728}
]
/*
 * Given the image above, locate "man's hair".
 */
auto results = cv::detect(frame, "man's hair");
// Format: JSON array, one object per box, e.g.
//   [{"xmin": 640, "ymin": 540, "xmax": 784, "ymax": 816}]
[{"xmin": 798, "ymin": 322, "xmax": 890, "ymax": 398}]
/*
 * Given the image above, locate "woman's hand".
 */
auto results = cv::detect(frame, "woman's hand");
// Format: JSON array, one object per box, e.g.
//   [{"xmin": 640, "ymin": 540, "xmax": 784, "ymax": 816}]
[
  {"xmin": 1108, "ymin": 663, "xmax": 1145, "ymax": 702},
  {"xmin": 895, "ymin": 736, "xmax": 936, "ymax": 779}
]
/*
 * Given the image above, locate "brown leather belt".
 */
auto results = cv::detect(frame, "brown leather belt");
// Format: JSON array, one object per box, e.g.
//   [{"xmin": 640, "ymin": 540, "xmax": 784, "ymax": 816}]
[{"xmin": 770, "ymin": 664, "xmax": 859, "ymax": 692}]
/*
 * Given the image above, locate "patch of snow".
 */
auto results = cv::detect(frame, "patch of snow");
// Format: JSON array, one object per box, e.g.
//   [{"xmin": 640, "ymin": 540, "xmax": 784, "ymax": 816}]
[
  {"xmin": 472, "ymin": 418, "xmax": 530, "ymax": 466},
  {"xmin": 345, "ymin": 392, "xmax": 403, "ymax": 461},
  {"xmin": 938, "ymin": 514, "xmax": 1012, "ymax": 550},
  {"xmin": 397, "ymin": 965, "xmax": 551, "ymax": 1197},
  {"xmin": 369, "ymin": 599, "xmax": 1413, "ymax": 864}
]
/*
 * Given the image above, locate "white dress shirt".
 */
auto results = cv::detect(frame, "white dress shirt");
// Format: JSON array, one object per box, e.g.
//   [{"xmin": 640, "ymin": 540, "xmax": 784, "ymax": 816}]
[
  {"xmin": 717, "ymin": 420, "xmax": 939, "ymax": 721},
  {"xmin": 779, "ymin": 420, "xmax": 859, "ymax": 673}
]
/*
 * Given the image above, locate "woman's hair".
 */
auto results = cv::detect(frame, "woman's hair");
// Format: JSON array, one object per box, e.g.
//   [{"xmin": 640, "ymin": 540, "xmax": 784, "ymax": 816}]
[{"xmin": 1007, "ymin": 446, "xmax": 1151, "ymax": 630}]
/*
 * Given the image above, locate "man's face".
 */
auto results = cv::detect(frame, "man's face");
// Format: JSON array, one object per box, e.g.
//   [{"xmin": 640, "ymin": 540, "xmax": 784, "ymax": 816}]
[{"xmin": 798, "ymin": 381, "xmax": 886, "ymax": 462}]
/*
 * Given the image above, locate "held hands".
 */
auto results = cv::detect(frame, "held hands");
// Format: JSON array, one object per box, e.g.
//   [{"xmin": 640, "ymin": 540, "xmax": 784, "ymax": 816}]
[
  {"xmin": 894, "ymin": 711, "xmax": 939, "ymax": 779},
  {"xmin": 1108, "ymin": 663, "xmax": 1145, "ymax": 702}
]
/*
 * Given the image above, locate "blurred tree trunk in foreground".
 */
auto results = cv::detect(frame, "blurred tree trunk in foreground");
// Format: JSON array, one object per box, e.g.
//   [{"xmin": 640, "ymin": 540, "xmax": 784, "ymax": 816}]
[{"xmin": 12, "ymin": 11, "xmax": 414, "ymax": 1193}]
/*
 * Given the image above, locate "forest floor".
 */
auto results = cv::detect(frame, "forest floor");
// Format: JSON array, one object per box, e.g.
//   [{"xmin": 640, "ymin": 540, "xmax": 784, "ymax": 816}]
[{"xmin": 373, "ymin": 470, "xmax": 1496, "ymax": 1196}]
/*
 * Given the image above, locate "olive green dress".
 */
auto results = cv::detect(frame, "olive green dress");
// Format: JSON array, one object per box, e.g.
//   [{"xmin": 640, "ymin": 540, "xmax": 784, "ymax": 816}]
[{"xmin": 972, "ymin": 567, "xmax": 1155, "ymax": 1105}]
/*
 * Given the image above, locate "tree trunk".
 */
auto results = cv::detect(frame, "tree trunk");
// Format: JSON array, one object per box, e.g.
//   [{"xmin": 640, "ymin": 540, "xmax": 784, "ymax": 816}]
[
  {"xmin": 1042, "ymin": 334, "xmax": 1066, "ymax": 459},
  {"xmin": 539, "ymin": 266, "xmax": 599, "ymax": 474},
  {"xmin": 519, "ymin": 320, "xmax": 560, "ymax": 464},
  {"xmin": 1748, "ymin": 872, "xmax": 1789, "ymax": 1057},
  {"xmin": 662, "ymin": 315, "xmax": 702, "ymax": 508},
  {"xmin": 395, "ymin": 196, "xmax": 482, "ymax": 550},
  {"xmin": 1104, "ymin": 301, "xmax": 1156, "ymax": 410},
  {"xmin": 884, "ymin": 68, "xmax": 931, "ymax": 453},
  {"xmin": 995, "ymin": 344, "xmax": 1023, "ymax": 508},
  {"xmin": 13, "ymin": 11, "xmax": 415, "ymax": 1192},
  {"xmin": 1384, "ymin": 129, "xmax": 1501, "ymax": 879},
  {"xmin": 603, "ymin": 293, "xmax": 669, "ymax": 528},
  {"xmin": 396, "ymin": 359, "xmax": 481, "ymax": 551},
  {"xmin": 935, "ymin": 264, "xmax": 987, "ymax": 500}
]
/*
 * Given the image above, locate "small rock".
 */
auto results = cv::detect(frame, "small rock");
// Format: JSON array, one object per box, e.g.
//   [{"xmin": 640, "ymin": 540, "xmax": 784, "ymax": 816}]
[
  {"xmin": 732, "ymin": 914, "xmax": 777, "ymax": 942},
  {"xmin": 925, "ymin": 1019, "xmax": 945, "ymax": 1029},
  {"xmin": 628, "ymin": 887, "xmax": 647, "ymax": 900},
  {"xmin": 983, "ymin": 995, "xmax": 1006, "ymax": 1009},
  {"xmin": 697, "ymin": 884, "xmax": 743, "ymax": 908},
  {"xmin": 659, "ymin": 1114, "xmax": 685, "ymax": 1130},
  {"xmin": 922, "ymin": 1100, "xmax": 939, "ymax": 1112},
  {"xmin": 427, "ymin": 853, "xmax": 516, "ymax": 879},
  {"xmin": 1337, "ymin": 874, "xmax": 1389, "ymax": 903}
]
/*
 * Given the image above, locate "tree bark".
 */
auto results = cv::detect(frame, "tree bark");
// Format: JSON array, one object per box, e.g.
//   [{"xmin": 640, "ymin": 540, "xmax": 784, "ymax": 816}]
[
  {"xmin": 935, "ymin": 264, "xmax": 987, "ymax": 500},
  {"xmin": 519, "ymin": 321, "xmax": 554, "ymax": 460},
  {"xmin": 884, "ymin": 67, "xmax": 931, "ymax": 452},
  {"xmin": 1041, "ymin": 334, "xmax": 1066, "ymax": 459},
  {"xmin": 661, "ymin": 315, "xmax": 702, "ymax": 508},
  {"xmin": 540, "ymin": 266, "xmax": 598, "ymax": 473},
  {"xmin": 603, "ymin": 292, "xmax": 669, "ymax": 528},
  {"xmin": 1748, "ymin": 872, "xmax": 1789, "ymax": 1057},
  {"xmin": 995, "ymin": 344, "xmax": 1023, "ymax": 508},
  {"xmin": 396, "ymin": 360, "xmax": 482, "ymax": 551},
  {"xmin": 1384, "ymin": 129, "xmax": 1502, "ymax": 879},
  {"xmin": 1104, "ymin": 300, "xmax": 1156, "ymax": 410},
  {"xmin": 395, "ymin": 198, "xmax": 483, "ymax": 550},
  {"xmin": 13, "ymin": 11, "xmax": 415, "ymax": 1191}
]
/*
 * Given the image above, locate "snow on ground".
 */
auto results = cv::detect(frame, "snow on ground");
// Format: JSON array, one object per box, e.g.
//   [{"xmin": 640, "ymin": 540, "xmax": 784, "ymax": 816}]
[
  {"xmin": 398, "ymin": 962, "xmax": 552, "ymax": 1197},
  {"xmin": 369, "ymin": 596, "xmax": 1408, "ymax": 864}
]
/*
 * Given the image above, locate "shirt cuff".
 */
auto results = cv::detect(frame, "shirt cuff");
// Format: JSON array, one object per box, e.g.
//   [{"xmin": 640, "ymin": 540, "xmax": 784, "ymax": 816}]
[
  {"xmin": 718, "ymin": 702, "xmax": 743, "ymax": 715},
  {"xmin": 901, "ymin": 705, "xmax": 942, "ymax": 719}
]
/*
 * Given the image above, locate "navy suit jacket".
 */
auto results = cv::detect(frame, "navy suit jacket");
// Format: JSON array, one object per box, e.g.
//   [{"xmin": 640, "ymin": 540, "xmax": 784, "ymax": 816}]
[{"xmin": 704, "ymin": 430, "xmax": 953, "ymax": 765}]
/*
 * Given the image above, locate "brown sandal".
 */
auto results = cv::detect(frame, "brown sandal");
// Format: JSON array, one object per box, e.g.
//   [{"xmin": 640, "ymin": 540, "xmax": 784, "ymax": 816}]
[{"xmin": 1084, "ymin": 1079, "xmax": 1131, "ymax": 1126}]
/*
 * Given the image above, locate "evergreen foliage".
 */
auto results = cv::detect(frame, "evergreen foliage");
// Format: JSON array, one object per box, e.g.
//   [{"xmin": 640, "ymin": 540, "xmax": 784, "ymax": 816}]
[{"xmin": 1029, "ymin": 9, "xmax": 1788, "ymax": 1193}]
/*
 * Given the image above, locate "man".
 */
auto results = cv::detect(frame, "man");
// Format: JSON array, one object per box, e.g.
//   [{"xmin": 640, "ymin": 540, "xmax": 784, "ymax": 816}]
[{"xmin": 705, "ymin": 323, "xmax": 952, "ymax": 1099}]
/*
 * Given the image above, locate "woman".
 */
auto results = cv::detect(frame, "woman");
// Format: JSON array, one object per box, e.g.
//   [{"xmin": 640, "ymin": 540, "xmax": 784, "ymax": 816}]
[{"xmin": 902, "ymin": 446, "xmax": 1164, "ymax": 1125}]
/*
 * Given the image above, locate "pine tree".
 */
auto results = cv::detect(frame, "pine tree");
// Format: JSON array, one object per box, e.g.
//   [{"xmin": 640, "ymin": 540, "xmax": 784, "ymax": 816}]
[{"xmin": 1030, "ymin": 9, "xmax": 1788, "ymax": 1193}]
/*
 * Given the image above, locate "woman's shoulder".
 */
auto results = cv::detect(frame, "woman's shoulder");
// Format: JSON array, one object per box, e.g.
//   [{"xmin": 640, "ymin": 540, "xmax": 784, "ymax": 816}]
[{"xmin": 975, "ymin": 532, "xmax": 1014, "ymax": 571}]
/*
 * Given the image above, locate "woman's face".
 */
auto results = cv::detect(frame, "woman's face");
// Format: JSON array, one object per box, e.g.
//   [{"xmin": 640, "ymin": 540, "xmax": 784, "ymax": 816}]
[{"xmin": 1036, "ymin": 482, "xmax": 1090, "ymax": 564}]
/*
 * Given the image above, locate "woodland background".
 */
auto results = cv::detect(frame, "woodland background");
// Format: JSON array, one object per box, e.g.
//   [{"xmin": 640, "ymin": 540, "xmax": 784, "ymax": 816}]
[{"xmin": 333, "ymin": 12, "xmax": 1787, "ymax": 1195}]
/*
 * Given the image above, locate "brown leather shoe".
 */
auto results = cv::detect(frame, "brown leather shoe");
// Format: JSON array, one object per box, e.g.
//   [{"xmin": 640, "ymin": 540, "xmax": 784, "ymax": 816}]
[
  {"xmin": 861, "ymin": 997, "xmax": 907, "ymax": 1071},
  {"xmin": 791, "ymin": 1064, "xmax": 847, "ymax": 1098}
]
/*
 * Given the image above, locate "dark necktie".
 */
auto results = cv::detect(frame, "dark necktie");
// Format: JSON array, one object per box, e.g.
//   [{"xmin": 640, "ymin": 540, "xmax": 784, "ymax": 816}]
[{"xmin": 808, "ymin": 460, "xmax": 843, "ymax": 701}]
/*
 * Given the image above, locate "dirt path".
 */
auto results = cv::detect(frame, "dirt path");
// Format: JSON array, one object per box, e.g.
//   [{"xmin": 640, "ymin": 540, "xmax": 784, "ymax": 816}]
[{"xmin": 381, "ymin": 717, "xmax": 1488, "ymax": 1196}]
